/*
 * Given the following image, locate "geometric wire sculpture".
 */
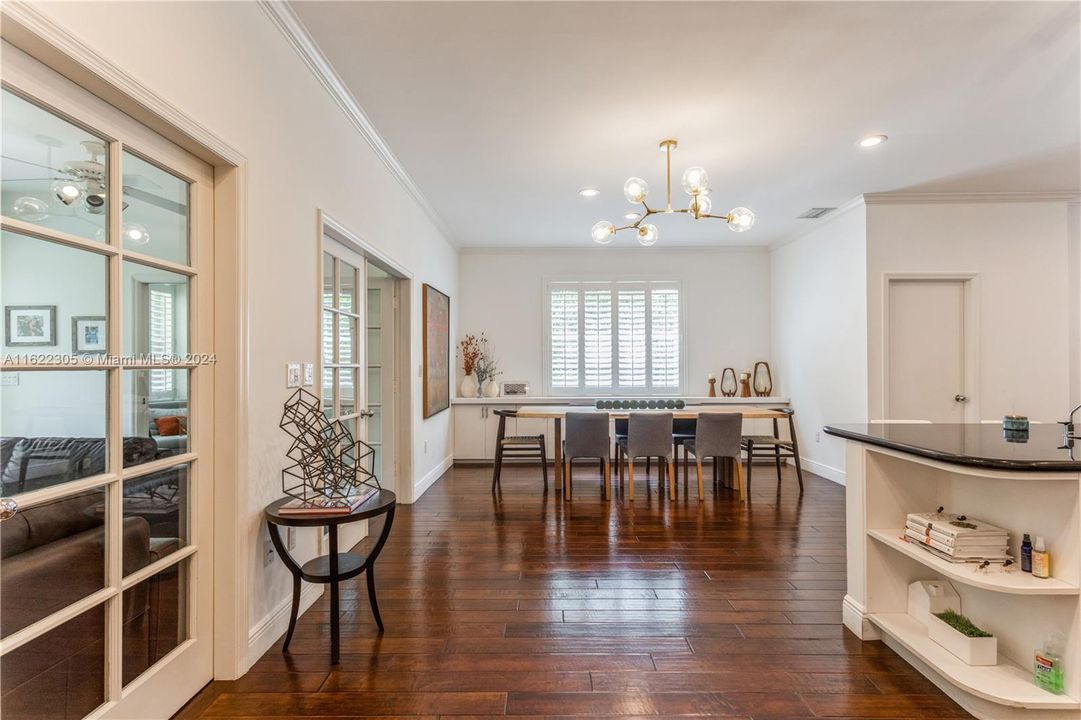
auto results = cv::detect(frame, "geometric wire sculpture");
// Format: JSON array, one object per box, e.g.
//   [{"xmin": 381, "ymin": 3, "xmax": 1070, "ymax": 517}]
[{"xmin": 280, "ymin": 388, "xmax": 380, "ymax": 505}]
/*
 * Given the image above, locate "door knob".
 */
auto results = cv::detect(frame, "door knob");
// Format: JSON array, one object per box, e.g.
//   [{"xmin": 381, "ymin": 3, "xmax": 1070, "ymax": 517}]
[
  {"xmin": 359, "ymin": 409, "xmax": 375, "ymax": 419},
  {"xmin": 954, "ymin": 394, "xmax": 968, "ymax": 402},
  {"xmin": 0, "ymin": 497, "xmax": 18, "ymax": 521}
]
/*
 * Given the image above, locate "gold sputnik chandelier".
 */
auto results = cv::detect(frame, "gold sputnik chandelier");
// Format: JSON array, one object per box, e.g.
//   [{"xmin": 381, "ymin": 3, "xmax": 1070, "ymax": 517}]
[{"xmin": 591, "ymin": 138, "xmax": 755, "ymax": 246}]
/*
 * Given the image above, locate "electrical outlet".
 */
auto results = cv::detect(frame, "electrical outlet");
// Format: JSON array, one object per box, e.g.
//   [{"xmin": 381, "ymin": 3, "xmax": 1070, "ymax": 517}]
[
  {"xmin": 287, "ymin": 527, "xmax": 296, "ymax": 551},
  {"xmin": 0, "ymin": 372, "xmax": 18, "ymax": 387},
  {"xmin": 286, "ymin": 363, "xmax": 301, "ymax": 388},
  {"xmin": 263, "ymin": 531, "xmax": 275, "ymax": 566},
  {"xmin": 302, "ymin": 363, "xmax": 314, "ymax": 387},
  {"xmin": 815, "ymin": 431, "xmax": 821, "ymax": 443}
]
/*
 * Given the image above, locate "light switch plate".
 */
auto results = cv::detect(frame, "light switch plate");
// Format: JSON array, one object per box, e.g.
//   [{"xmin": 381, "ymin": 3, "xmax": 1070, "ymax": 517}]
[
  {"xmin": 286, "ymin": 363, "xmax": 301, "ymax": 388},
  {"xmin": 302, "ymin": 362, "xmax": 314, "ymax": 387},
  {"xmin": 0, "ymin": 372, "xmax": 18, "ymax": 387}
]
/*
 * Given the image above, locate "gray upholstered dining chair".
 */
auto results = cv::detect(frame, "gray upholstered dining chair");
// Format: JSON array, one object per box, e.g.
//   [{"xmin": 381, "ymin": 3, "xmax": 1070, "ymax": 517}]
[
  {"xmin": 616, "ymin": 412, "xmax": 674, "ymax": 500},
  {"xmin": 683, "ymin": 412, "xmax": 744, "ymax": 502},
  {"xmin": 563, "ymin": 412, "xmax": 611, "ymax": 499}
]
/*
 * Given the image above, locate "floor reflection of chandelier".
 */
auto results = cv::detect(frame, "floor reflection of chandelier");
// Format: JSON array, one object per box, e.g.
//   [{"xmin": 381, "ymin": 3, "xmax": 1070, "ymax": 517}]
[{"xmin": 591, "ymin": 138, "xmax": 755, "ymax": 246}]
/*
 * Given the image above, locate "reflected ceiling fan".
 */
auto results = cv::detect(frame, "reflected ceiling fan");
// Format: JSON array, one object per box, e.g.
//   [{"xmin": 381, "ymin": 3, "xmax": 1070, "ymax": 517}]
[{"xmin": 3, "ymin": 138, "xmax": 184, "ymax": 244}]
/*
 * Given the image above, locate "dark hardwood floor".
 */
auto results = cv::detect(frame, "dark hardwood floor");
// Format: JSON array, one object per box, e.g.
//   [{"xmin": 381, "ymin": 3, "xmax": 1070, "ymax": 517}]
[{"xmin": 176, "ymin": 462, "xmax": 971, "ymax": 719}]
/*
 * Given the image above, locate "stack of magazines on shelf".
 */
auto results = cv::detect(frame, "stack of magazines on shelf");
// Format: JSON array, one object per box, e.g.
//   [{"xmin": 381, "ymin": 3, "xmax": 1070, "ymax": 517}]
[
  {"xmin": 278, "ymin": 486, "xmax": 379, "ymax": 515},
  {"xmin": 904, "ymin": 510, "xmax": 1011, "ymax": 564}
]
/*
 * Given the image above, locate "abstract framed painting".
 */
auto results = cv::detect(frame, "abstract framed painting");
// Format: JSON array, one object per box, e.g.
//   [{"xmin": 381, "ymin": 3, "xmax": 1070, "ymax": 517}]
[{"xmin": 422, "ymin": 283, "xmax": 450, "ymax": 417}]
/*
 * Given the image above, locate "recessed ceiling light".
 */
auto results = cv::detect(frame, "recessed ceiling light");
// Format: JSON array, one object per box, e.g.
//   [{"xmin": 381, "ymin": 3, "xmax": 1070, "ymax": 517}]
[
  {"xmin": 578, "ymin": 187, "xmax": 600, "ymax": 197},
  {"xmin": 625, "ymin": 212, "xmax": 641, "ymax": 221},
  {"xmin": 859, "ymin": 134, "xmax": 888, "ymax": 148}
]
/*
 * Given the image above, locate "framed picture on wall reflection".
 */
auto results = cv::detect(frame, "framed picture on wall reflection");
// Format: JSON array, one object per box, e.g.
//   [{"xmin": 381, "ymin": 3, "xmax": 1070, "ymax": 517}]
[
  {"xmin": 5, "ymin": 305, "xmax": 57, "ymax": 346},
  {"xmin": 72, "ymin": 316, "xmax": 107, "ymax": 354}
]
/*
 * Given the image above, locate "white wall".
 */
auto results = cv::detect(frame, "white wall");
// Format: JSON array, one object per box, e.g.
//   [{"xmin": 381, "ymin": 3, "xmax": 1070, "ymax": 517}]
[
  {"xmin": 20, "ymin": 1, "xmax": 458, "ymax": 670},
  {"xmin": 457, "ymin": 247, "xmax": 772, "ymax": 396},
  {"xmin": 866, "ymin": 201, "xmax": 1075, "ymax": 423},
  {"xmin": 770, "ymin": 204, "xmax": 868, "ymax": 484}
]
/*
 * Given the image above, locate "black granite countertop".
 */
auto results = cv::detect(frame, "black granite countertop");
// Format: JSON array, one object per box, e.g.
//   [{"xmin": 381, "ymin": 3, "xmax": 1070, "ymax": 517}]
[{"xmin": 823, "ymin": 423, "xmax": 1081, "ymax": 471}]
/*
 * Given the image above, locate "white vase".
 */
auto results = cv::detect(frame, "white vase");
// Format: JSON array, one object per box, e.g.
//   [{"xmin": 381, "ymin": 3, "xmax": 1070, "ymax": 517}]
[
  {"xmin": 483, "ymin": 379, "xmax": 501, "ymax": 398},
  {"xmin": 459, "ymin": 373, "xmax": 477, "ymax": 398}
]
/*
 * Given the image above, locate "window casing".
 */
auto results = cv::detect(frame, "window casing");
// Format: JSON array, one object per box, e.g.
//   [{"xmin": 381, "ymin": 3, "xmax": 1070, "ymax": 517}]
[{"xmin": 545, "ymin": 279, "xmax": 684, "ymax": 396}]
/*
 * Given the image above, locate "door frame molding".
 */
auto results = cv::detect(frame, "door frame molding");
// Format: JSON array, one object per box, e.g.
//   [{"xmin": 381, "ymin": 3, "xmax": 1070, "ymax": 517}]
[
  {"xmin": 880, "ymin": 272, "xmax": 981, "ymax": 422},
  {"xmin": 1, "ymin": 2, "xmax": 252, "ymax": 685},
  {"xmin": 317, "ymin": 210, "xmax": 415, "ymax": 504}
]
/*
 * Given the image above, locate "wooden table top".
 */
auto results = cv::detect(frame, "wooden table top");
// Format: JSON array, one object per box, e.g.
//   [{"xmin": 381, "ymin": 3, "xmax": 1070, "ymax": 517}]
[{"xmin": 515, "ymin": 405, "xmax": 788, "ymax": 420}]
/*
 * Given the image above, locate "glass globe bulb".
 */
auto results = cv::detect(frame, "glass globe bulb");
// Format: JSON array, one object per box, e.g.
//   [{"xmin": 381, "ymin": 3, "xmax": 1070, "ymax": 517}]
[
  {"xmin": 637, "ymin": 224, "xmax": 658, "ymax": 246},
  {"xmin": 52, "ymin": 180, "xmax": 82, "ymax": 206},
  {"xmin": 727, "ymin": 207, "xmax": 755, "ymax": 232},
  {"xmin": 623, "ymin": 177, "xmax": 649, "ymax": 204},
  {"xmin": 690, "ymin": 194, "xmax": 712, "ymax": 218},
  {"xmin": 123, "ymin": 222, "xmax": 151, "ymax": 246},
  {"xmin": 13, "ymin": 196, "xmax": 49, "ymax": 222},
  {"xmin": 591, "ymin": 220, "xmax": 615, "ymax": 245},
  {"xmin": 681, "ymin": 166, "xmax": 709, "ymax": 196}
]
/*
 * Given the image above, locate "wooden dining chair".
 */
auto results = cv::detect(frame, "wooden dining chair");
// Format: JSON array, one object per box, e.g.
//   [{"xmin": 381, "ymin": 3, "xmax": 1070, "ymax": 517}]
[
  {"xmin": 741, "ymin": 408, "xmax": 803, "ymax": 493},
  {"xmin": 684, "ymin": 413, "xmax": 744, "ymax": 501},
  {"xmin": 491, "ymin": 409, "xmax": 548, "ymax": 493},
  {"xmin": 563, "ymin": 412, "xmax": 611, "ymax": 499},
  {"xmin": 616, "ymin": 413, "xmax": 674, "ymax": 500}
]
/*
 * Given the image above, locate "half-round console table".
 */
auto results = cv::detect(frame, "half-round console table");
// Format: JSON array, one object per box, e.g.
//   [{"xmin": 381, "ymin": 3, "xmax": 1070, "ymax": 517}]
[{"xmin": 264, "ymin": 490, "xmax": 396, "ymax": 665}]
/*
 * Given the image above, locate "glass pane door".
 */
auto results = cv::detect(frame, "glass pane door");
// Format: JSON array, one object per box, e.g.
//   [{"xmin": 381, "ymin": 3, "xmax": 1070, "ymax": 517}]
[
  {"xmin": 1, "ymin": 51, "xmax": 214, "ymax": 720},
  {"xmin": 365, "ymin": 263, "xmax": 396, "ymax": 488}
]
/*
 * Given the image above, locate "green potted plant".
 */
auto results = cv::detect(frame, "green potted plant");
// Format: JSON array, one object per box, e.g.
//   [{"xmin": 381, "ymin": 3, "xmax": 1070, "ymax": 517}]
[{"xmin": 928, "ymin": 609, "xmax": 997, "ymax": 665}]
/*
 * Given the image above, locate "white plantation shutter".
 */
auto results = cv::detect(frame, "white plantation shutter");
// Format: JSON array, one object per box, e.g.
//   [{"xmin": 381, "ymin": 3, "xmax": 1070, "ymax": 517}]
[
  {"xmin": 547, "ymin": 280, "xmax": 681, "ymax": 394},
  {"xmin": 582, "ymin": 290, "xmax": 612, "ymax": 387},
  {"xmin": 150, "ymin": 287, "xmax": 174, "ymax": 397},
  {"xmin": 617, "ymin": 289, "xmax": 647, "ymax": 388},
  {"xmin": 549, "ymin": 289, "xmax": 579, "ymax": 388},
  {"xmin": 650, "ymin": 287, "xmax": 680, "ymax": 387}
]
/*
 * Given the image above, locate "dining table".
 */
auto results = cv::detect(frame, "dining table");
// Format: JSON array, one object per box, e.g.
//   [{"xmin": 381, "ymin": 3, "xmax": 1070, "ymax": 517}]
[{"xmin": 514, "ymin": 404, "xmax": 792, "ymax": 496}]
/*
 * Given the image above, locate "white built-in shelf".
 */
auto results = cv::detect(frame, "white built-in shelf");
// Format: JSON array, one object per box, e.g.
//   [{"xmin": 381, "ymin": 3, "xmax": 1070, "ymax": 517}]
[
  {"xmin": 869, "ymin": 613, "xmax": 1079, "ymax": 710},
  {"xmin": 868, "ymin": 530, "xmax": 1079, "ymax": 596}
]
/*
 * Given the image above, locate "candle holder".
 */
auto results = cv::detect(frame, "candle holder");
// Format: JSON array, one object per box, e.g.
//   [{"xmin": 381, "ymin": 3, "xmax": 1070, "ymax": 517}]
[
  {"xmin": 753, "ymin": 361, "xmax": 773, "ymax": 397},
  {"xmin": 720, "ymin": 368, "xmax": 738, "ymax": 397},
  {"xmin": 739, "ymin": 372, "xmax": 752, "ymax": 398},
  {"xmin": 708, "ymin": 377, "xmax": 717, "ymax": 397}
]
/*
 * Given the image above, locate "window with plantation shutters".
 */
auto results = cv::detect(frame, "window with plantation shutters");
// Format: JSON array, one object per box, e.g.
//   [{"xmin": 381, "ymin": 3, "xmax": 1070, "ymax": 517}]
[
  {"xmin": 545, "ymin": 280, "xmax": 682, "ymax": 395},
  {"xmin": 149, "ymin": 286, "xmax": 175, "ymax": 398}
]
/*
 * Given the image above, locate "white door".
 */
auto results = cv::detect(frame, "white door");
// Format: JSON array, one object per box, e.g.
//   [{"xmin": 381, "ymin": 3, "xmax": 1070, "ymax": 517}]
[
  {"xmin": 1, "ymin": 46, "xmax": 214, "ymax": 719},
  {"xmin": 365, "ymin": 264, "xmax": 397, "ymax": 493},
  {"xmin": 886, "ymin": 279, "xmax": 968, "ymax": 422}
]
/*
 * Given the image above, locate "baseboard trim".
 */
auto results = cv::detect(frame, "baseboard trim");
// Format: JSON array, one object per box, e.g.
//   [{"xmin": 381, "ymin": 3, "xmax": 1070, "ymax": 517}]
[
  {"xmin": 792, "ymin": 456, "xmax": 846, "ymax": 485},
  {"xmin": 245, "ymin": 581, "xmax": 323, "ymax": 671},
  {"xmin": 414, "ymin": 454, "xmax": 452, "ymax": 501},
  {"xmin": 842, "ymin": 594, "xmax": 879, "ymax": 640}
]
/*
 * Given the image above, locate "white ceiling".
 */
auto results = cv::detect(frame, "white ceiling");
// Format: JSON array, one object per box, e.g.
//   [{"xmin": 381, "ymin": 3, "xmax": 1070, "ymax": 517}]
[{"xmin": 292, "ymin": 1, "xmax": 1080, "ymax": 248}]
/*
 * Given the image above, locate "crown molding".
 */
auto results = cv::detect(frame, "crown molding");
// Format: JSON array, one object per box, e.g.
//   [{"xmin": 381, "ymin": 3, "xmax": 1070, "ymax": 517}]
[
  {"xmin": 459, "ymin": 244, "xmax": 770, "ymax": 256},
  {"xmin": 1, "ymin": 1, "xmax": 246, "ymax": 167},
  {"xmin": 768, "ymin": 194, "xmax": 866, "ymax": 251},
  {"xmin": 259, "ymin": 1, "xmax": 457, "ymax": 248},
  {"xmin": 864, "ymin": 191, "xmax": 1081, "ymax": 205}
]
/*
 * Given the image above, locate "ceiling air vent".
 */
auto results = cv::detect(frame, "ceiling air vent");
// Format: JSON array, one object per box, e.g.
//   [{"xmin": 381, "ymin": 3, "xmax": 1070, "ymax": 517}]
[{"xmin": 797, "ymin": 207, "xmax": 836, "ymax": 219}]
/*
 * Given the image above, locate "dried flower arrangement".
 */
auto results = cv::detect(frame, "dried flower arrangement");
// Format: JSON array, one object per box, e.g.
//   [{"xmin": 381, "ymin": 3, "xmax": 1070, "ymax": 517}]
[{"xmin": 459, "ymin": 333, "xmax": 485, "ymax": 375}]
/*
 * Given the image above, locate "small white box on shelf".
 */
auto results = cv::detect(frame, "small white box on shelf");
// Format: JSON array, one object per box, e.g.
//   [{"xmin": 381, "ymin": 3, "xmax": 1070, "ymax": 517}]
[
  {"xmin": 926, "ymin": 612, "xmax": 998, "ymax": 666},
  {"xmin": 907, "ymin": 580, "xmax": 960, "ymax": 625}
]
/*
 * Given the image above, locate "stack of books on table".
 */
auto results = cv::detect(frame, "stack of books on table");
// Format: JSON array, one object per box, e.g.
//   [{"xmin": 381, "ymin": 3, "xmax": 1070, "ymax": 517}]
[
  {"xmin": 278, "ymin": 486, "xmax": 379, "ymax": 515},
  {"xmin": 904, "ymin": 511, "xmax": 1011, "ymax": 564}
]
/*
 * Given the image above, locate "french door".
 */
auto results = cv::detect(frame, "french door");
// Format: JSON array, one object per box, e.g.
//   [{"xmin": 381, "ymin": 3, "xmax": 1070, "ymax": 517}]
[{"xmin": 0, "ymin": 45, "xmax": 214, "ymax": 719}]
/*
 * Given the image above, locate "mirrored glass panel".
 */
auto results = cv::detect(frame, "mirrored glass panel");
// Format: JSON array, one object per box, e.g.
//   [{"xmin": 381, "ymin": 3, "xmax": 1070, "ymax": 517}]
[
  {"xmin": 2, "ymin": 230, "xmax": 107, "ymax": 359},
  {"xmin": 123, "ymin": 465, "xmax": 190, "ymax": 574},
  {"xmin": 1, "ymin": 89, "xmax": 109, "ymax": 243},
  {"xmin": 339, "ymin": 368, "xmax": 356, "ymax": 417},
  {"xmin": 0, "ymin": 370, "xmax": 108, "ymax": 494},
  {"xmin": 122, "ymin": 261, "xmax": 189, "ymax": 358},
  {"xmin": 123, "ymin": 369, "xmax": 189, "ymax": 464},
  {"xmin": 122, "ymin": 559, "xmax": 189, "ymax": 686},
  {"xmin": 0, "ymin": 604, "xmax": 106, "ymax": 719},
  {"xmin": 339, "ymin": 261, "xmax": 357, "ymax": 312},
  {"xmin": 337, "ymin": 314, "xmax": 357, "ymax": 364},
  {"xmin": 0, "ymin": 488, "xmax": 107, "ymax": 638},
  {"xmin": 121, "ymin": 151, "xmax": 189, "ymax": 264}
]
